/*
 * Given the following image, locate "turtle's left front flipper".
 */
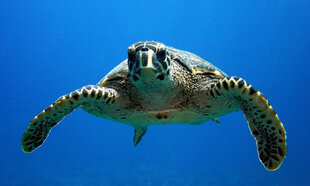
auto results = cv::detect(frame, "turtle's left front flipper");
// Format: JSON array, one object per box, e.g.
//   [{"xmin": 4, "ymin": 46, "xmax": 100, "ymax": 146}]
[
  {"xmin": 210, "ymin": 77, "xmax": 286, "ymax": 171},
  {"xmin": 22, "ymin": 85, "xmax": 118, "ymax": 153}
]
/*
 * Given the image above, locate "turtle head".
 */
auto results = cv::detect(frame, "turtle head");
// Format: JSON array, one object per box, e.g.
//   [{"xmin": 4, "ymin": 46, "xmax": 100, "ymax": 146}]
[{"xmin": 127, "ymin": 41, "xmax": 171, "ymax": 90}]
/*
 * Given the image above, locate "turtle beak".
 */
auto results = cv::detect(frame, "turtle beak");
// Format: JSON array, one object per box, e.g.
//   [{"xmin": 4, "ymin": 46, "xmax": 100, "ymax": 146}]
[{"xmin": 138, "ymin": 50, "xmax": 157, "ymax": 78}]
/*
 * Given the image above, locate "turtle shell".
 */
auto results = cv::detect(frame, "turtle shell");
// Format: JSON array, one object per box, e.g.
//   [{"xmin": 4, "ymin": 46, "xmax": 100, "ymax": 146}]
[
  {"xmin": 166, "ymin": 46, "xmax": 228, "ymax": 78},
  {"xmin": 97, "ymin": 59, "xmax": 129, "ymax": 87}
]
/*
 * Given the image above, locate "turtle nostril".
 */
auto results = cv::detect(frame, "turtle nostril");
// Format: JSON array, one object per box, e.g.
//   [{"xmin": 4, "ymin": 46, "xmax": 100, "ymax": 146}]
[{"xmin": 141, "ymin": 48, "xmax": 149, "ymax": 51}]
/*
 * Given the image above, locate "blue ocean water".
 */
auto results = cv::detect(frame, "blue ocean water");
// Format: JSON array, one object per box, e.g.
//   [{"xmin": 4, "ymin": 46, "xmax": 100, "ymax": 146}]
[{"xmin": 1, "ymin": 0, "xmax": 309, "ymax": 185}]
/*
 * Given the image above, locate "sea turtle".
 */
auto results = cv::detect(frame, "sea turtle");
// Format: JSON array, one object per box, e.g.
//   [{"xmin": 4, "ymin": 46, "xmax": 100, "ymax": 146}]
[{"xmin": 22, "ymin": 41, "xmax": 286, "ymax": 171}]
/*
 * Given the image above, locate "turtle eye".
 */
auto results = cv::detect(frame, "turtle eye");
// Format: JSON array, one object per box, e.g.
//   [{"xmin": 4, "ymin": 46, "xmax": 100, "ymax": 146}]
[
  {"xmin": 128, "ymin": 50, "xmax": 136, "ymax": 62},
  {"xmin": 156, "ymin": 49, "xmax": 166, "ymax": 61}
]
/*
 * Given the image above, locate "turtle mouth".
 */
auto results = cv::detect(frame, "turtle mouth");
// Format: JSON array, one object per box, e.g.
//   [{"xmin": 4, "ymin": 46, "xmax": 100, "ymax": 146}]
[{"xmin": 140, "ymin": 68, "xmax": 156, "ymax": 78}]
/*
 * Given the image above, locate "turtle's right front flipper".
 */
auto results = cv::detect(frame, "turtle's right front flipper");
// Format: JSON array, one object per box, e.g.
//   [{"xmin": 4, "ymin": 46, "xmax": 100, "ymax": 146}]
[
  {"xmin": 22, "ymin": 85, "xmax": 118, "ymax": 153},
  {"xmin": 210, "ymin": 77, "xmax": 286, "ymax": 171}
]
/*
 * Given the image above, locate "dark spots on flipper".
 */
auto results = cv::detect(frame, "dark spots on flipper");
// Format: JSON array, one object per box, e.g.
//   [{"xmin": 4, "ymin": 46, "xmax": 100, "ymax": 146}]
[
  {"xmin": 267, "ymin": 120, "xmax": 272, "ymax": 124},
  {"xmin": 259, "ymin": 151, "xmax": 269, "ymax": 163},
  {"xmin": 260, "ymin": 114, "xmax": 266, "ymax": 118},
  {"xmin": 211, "ymin": 84, "xmax": 215, "ymax": 88},
  {"xmin": 24, "ymin": 135, "xmax": 30, "ymax": 141},
  {"xmin": 106, "ymin": 97, "xmax": 111, "ymax": 104},
  {"xmin": 271, "ymin": 127, "xmax": 276, "ymax": 130},
  {"xmin": 157, "ymin": 74, "xmax": 165, "ymax": 80},
  {"xmin": 91, "ymin": 90, "xmax": 96, "ymax": 97},
  {"xmin": 44, "ymin": 106, "xmax": 53, "ymax": 113},
  {"xmin": 278, "ymin": 147, "xmax": 284, "ymax": 157},
  {"xmin": 265, "ymin": 148, "xmax": 271, "ymax": 156},
  {"xmin": 50, "ymin": 121, "xmax": 58, "ymax": 127},
  {"xmin": 249, "ymin": 86, "xmax": 258, "ymax": 95},
  {"xmin": 278, "ymin": 139, "xmax": 283, "ymax": 143},
  {"xmin": 230, "ymin": 80, "xmax": 235, "ymax": 88},
  {"xmin": 103, "ymin": 92, "xmax": 108, "ymax": 99},
  {"xmin": 242, "ymin": 88, "xmax": 247, "ymax": 94},
  {"xmin": 34, "ymin": 141, "xmax": 41, "ymax": 148},
  {"xmin": 30, "ymin": 136, "xmax": 36, "ymax": 141},
  {"xmin": 120, "ymin": 116, "xmax": 126, "ymax": 119},
  {"xmin": 71, "ymin": 91, "xmax": 79, "ymax": 100},
  {"xmin": 215, "ymin": 90, "xmax": 221, "ymax": 96},
  {"xmin": 111, "ymin": 99, "xmax": 115, "ymax": 104},
  {"xmin": 222, "ymin": 80, "xmax": 229, "ymax": 90},
  {"xmin": 68, "ymin": 100, "xmax": 74, "ymax": 105},
  {"xmin": 85, "ymin": 85, "xmax": 92, "ymax": 90},
  {"xmin": 65, "ymin": 94, "xmax": 69, "ymax": 99},
  {"xmin": 278, "ymin": 129, "xmax": 283, "ymax": 135},
  {"xmin": 25, "ymin": 141, "xmax": 33, "ymax": 146},
  {"xmin": 32, "ymin": 122, "xmax": 38, "ymax": 127},
  {"xmin": 216, "ymin": 82, "xmax": 221, "ymax": 89},
  {"xmin": 210, "ymin": 90, "xmax": 215, "ymax": 97},
  {"xmin": 268, "ymin": 160, "xmax": 273, "ymax": 169},
  {"xmin": 252, "ymin": 130, "xmax": 259, "ymax": 136},
  {"xmin": 233, "ymin": 77, "xmax": 240, "ymax": 81},
  {"xmin": 238, "ymin": 80, "xmax": 245, "ymax": 88},
  {"xmin": 82, "ymin": 89, "xmax": 88, "ymax": 97},
  {"xmin": 96, "ymin": 90, "xmax": 103, "ymax": 99}
]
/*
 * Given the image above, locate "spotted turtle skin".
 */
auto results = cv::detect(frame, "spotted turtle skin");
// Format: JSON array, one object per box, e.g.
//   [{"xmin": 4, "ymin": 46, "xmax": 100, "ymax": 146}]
[{"xmin": 22, "ymin": 41, "xmax": 286, "ymax": 171}]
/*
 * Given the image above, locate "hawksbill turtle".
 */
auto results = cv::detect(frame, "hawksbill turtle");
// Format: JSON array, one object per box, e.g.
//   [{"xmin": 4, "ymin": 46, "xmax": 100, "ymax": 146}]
[{"xmin": 22, "ymin": 41, "xmax": 286, "ymax": 171}]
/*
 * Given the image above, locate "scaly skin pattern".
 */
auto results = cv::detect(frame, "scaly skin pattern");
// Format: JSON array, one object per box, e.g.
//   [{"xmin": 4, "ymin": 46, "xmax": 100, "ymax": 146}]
[{"xmin": 22, "ymin": 41, "xmax": 286, "ymax": 171}]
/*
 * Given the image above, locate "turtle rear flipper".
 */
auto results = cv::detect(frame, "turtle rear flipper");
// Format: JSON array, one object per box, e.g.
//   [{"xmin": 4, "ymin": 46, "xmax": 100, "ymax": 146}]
[
  {"xmin": 22, "ymin": 85, "xmax": 118, "ymax": 153},
  {"xmin": 210, "ymin": 77, "xmax": 286, "ymax": 171},
  {"xmin": 133, "ymin": 127, "xmax": 147, "ymax": 146}
]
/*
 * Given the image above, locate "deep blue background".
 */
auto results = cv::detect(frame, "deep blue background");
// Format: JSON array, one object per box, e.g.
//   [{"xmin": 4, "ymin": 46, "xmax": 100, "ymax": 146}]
[{"xmin": 1, "ymin": 1, "xmax": 309, "ymax": 185}]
